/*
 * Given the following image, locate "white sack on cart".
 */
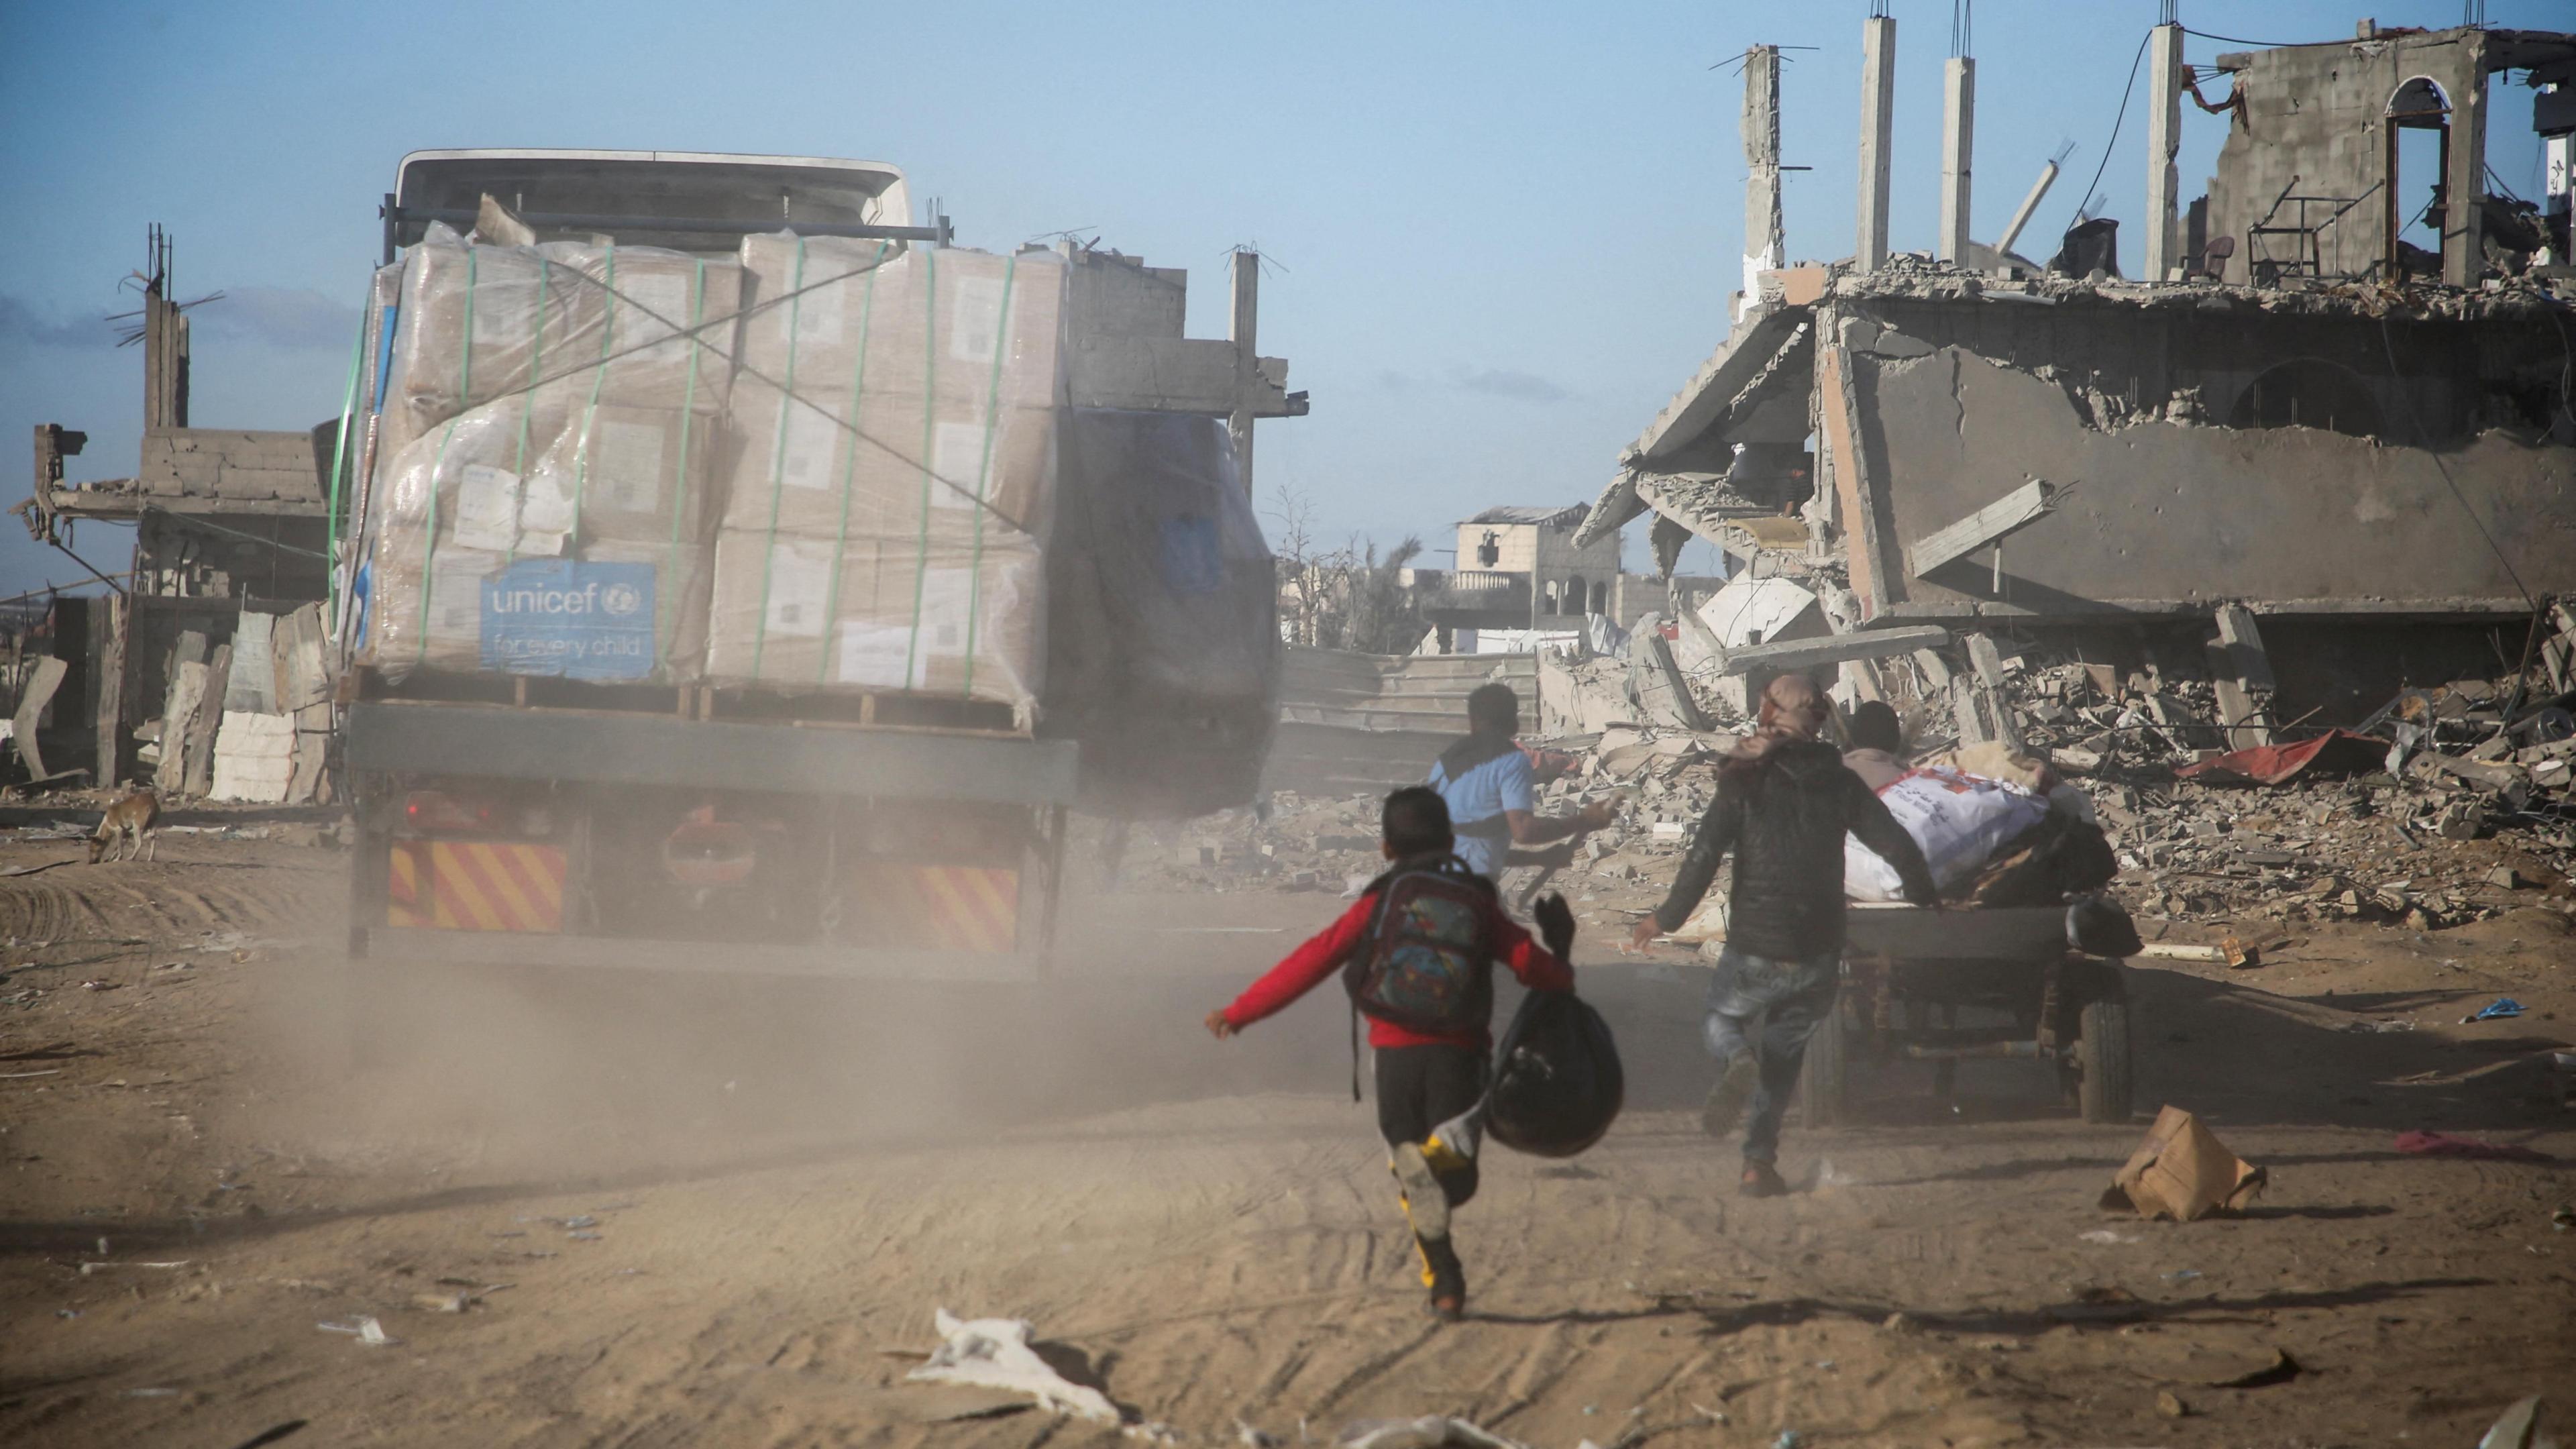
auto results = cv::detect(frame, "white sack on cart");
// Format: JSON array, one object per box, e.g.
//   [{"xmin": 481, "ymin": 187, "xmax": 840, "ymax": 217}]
[{"xmin": 1845, "ymin": 766, "xmax": 2049, "ymax": 902}]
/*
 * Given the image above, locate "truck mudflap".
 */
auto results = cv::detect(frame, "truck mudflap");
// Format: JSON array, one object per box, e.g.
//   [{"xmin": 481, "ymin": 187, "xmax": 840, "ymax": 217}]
[{"xmin": 388, "ymin": 841, "xmax": 570, "ymax": 933}]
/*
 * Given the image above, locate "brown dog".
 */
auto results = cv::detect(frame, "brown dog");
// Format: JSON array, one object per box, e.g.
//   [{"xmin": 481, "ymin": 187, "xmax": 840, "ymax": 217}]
[{"xmin": 89, "ymin": 789, "xmax": 160, "ymax": 863}]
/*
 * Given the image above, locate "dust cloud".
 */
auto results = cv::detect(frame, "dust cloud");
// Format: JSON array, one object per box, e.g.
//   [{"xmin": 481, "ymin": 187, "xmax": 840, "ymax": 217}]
[{"xmin": 235, "ymin": 885, "xmax": 1374, "ymax": 1191}]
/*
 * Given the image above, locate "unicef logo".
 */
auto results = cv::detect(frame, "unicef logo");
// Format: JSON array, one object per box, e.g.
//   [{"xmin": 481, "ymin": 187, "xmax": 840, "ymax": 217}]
[{"xmin": 600, "ymin": 582, "xmax": 645, "ymax": 617}]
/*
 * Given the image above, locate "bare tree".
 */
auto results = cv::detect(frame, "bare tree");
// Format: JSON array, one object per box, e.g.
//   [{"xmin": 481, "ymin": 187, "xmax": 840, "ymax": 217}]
[{"xmin": 1263, "ymin": 484, "xmax": 1426, "ymax": 654}]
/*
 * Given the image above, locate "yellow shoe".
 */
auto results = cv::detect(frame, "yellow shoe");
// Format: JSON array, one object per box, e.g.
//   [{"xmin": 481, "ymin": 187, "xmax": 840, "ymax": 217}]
[{"xmin": 1390, "ymin": 1144, "xmax": 1450, "ymax": 1242}]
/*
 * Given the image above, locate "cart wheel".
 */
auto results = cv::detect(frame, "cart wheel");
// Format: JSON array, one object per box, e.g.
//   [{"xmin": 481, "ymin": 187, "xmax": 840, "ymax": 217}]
[
  {"xmin": 1799, "ymin": 998, "xmax": 1851, "ymax": 1128},
  {"xmin": 2077, "ymin": 988, "xmax": 2135, "ymax": 1124}
]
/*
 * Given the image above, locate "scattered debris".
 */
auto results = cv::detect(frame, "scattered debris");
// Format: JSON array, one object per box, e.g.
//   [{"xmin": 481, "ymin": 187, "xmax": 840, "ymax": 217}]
[
  {"xmin": 2204, "ymin": 1348, "xmax": 2303, "ymax": 1390},
  {"xmin": 317, "ymin": 1316, "xmax": 396, "ymax": 1346},
  {"xmin": 2394, "ymin": 1131, "xmax": 2556, "ymax": 1164},
  {"xmin": 2102, "ymin": 1106, "xmax": 2265, "ymax": 1221},
  {"xmin": 76, "ymin": 1259, "xmax": 189, "ymax": 1276},
  {"xmin": 1338, "ymin": 1419, "xmax": 1529, "ymax": 1449},
  {"xmin": 2462, "ymin": 998, "xmax": 2527, "ymax": 1022},
  {"xmin": 908, "ymin": 1310, "xmax": 1120, "ymax": 1425},
  {"xmin": 2477, "ymin": 1395, "xmax": 2550, "ymax": 1449}
]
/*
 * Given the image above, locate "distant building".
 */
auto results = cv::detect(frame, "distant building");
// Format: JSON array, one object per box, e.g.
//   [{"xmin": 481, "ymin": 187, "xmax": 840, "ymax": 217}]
[{"xmin": 1409, "ymin": 504, "xmax": 1619, "ymax": 643}]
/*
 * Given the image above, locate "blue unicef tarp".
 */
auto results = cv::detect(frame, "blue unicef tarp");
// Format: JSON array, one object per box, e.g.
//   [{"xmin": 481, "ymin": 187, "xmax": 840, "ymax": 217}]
[{"xmin": 480, "ymin": 559, "xmax": 657, "ymax": 681}]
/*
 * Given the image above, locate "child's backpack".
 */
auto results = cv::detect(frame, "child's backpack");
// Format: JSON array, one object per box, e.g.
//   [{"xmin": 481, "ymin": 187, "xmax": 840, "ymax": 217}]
[{"xmin": 1343, "ymin": 856, "xmax": 1497, "ymax": 1037}]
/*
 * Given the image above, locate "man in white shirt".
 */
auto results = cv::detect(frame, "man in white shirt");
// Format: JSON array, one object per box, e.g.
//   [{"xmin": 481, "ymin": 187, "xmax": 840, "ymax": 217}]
[{"xmin": 1427, "ymin": 684, "xmax": 1614, "ymax": 881}]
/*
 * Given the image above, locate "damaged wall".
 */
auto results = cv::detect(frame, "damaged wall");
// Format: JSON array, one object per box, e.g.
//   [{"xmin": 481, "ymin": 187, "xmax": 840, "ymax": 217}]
[
  {"xmin": 2201, "ymin": 27, "xmax": 2495, "ymax": 284},
  {"xmin": 1833, "ymin": 294, "xmax": 2576, "ymax": 620}
]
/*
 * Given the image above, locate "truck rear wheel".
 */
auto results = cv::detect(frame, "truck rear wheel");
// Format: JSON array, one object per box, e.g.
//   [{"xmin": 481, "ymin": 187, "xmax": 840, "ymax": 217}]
[{"xmin": 2077, "ymin": 977, "xmax": 2135, "ymax": 1125}]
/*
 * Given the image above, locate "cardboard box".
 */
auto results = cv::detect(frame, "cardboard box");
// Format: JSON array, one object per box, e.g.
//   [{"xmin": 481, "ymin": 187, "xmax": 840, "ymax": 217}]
[
  {"xmin": 703, "ymin": 524, "xmax": 1041, "ymax": 705},
  {"xmin": 716, "ymin": 386, "xmax": 1053, "ymax": 539},
  {"xmin": 542, "ymin": 401, "xmax": 722, "ymax": 546},
  {"xmin": 391, "ymin": 227, "xmax": 605, "ymax": 425},
  {"xmin": 564, "ymin": 244, "xmax": 745, "ymax": 412},
  {"xmin": 390, "ymin": 225, "xmax": 743, "ymax": 429},
  {"xmin": 735, "ymin": 236, "xmax": 1065, "ymax": 407},
  {"xmin": 370, "ymin": 387, "xmax": 718, "ymax": 557},
  {"xmin": 362, "ymin": 538, "xmax": 710, "ymax": 685}
]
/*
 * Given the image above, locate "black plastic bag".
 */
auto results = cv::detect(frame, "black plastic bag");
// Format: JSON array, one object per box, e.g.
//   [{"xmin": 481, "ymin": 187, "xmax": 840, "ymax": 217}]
[
  {"xmin": 2065, "ymin": 894, "xmax": 2143, "ymax": 959},
  {"xmin": 1485, "ymin": 991, "xmax": 1625, "ymax": 1159}
]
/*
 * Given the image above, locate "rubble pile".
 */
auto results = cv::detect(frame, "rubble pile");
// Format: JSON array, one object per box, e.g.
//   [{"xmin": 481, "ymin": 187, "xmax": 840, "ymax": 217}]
[
  {"xmin": 1974, "ymin": 641, "xmax": 2576, "ymax": 930},
  {"xmin": 1122, "ymin": 601, "xmax": 2576, "ymax": 945}
]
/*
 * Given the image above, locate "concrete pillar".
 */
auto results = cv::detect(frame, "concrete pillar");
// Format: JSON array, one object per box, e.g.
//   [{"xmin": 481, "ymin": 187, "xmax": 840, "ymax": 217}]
[
  {"xmin": 1856, "ymin": 15, "xmax": 1895, "ymax": 272},
  {"xmin": 2143, "ymin": 22, "xmax": 2184, "ymax": 281},
  {"xmin": 1228, "ymin": 249, "xmax": 1258, "ymax": 494},
  {"xmin": 2442, "ymin": 36, "xmax": 2491, "ymax": 287},
  {"xmin": 1996, "ymin": 158, "xmax": 2060, "ymax": 260},
  {"xmin": 1939, "ymin": 56, "xmax": 1976, "ymax": 264},
  {"xmin": 1741, "ymin": 44, "xmax": 1784, "ymax": 318}
]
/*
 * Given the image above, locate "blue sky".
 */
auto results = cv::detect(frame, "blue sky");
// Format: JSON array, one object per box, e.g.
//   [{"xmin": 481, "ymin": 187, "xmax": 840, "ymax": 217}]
[{"xmin": 2, "ymin": 0, "xmax": 2565, "ymax": 597}]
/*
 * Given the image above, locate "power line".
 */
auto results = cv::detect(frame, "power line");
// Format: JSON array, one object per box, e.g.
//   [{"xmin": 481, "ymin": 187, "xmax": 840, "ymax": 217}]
[
  {"xmin": 2375, "ymin": 316, "xmax": 2534, "ymax": 610},
  {"xmin": 2181, "ymin": 25, "xmax": 2336, "ymax": 49},
  {"xmin": 2066, "ymin": 28, "xmax": 2153, "ymax": 232}
]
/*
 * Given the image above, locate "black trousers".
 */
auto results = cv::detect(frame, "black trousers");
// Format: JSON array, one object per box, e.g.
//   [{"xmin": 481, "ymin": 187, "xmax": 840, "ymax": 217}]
[{"xmin": 1375, "ymin": 1042, "xmax": 1485, "ymax": 1209}]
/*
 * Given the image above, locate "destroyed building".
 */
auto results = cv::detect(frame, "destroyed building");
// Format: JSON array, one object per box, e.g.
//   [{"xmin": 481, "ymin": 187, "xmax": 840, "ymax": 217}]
[{"xmin": 1582, "ymin": 20, "xmax": 2576, "ymax": 729}]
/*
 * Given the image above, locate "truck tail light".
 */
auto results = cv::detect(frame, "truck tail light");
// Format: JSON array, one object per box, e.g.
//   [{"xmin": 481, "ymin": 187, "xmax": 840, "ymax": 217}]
[{"xmin": 404, "ymin": 790, "xmax": 497, "ymax": 835}]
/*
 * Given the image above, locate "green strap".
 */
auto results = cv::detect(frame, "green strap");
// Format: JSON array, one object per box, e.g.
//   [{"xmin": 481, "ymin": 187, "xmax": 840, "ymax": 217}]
[
  {"xmin": 412, "ymin": 246, "xmax": 477, "ymax": 667},
  {"xmin": 323, "ymin": 291, "xmax": 369, "ymax": 637},
  {"xmin": 904, "ymin": 250, "xmax": 941, "ymax": 690},
  {"xmin": 958, "ymin": 254, "xmax": 1019, "ymax": 698},
  {"xmin": 663, "ymin": 257, "xmax": 705, "ymax": 677},
  {"xmin": 751, "ymin": 237, "xmax": 810, "ymax": 682},
  {"xmin": 818, "ymin": 242, "xmax": 889, "ymax": 684},
  {"xmin": 502, "ymin": 253, "xmax": 551, "ymax": 566},
  {"xmin": 570, "ymin": 243, "xmax": 616, "ymax": 549}
]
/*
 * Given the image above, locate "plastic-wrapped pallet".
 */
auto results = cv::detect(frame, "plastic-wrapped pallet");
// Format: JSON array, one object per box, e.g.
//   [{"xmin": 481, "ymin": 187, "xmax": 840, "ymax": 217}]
[
  {"xmin": 354, "ymin": 225, "xmax": 742, "ymax": 687},
  {"xmin": 359, "ymin": 385, "xmax": 717, "ymax": 683},
  {"xmin": 700, "ymin": 233, "xmax": 1067, "ymax": 712},
  {"xmin": 1044, "ymin": 409, "xmax": 1278, "ymax": 817}
]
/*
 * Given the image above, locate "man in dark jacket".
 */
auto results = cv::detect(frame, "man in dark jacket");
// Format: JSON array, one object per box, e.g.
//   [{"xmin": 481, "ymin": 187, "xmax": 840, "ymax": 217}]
[{"xmin": 1627, "ymin": 674, "xmax": 1938, "ymax": 1196}]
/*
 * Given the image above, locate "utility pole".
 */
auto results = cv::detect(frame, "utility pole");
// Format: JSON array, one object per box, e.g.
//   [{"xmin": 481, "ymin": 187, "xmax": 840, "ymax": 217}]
[{"xmin": 1228, "ymin": 249, "xmax": 1258, "ymax": 494}]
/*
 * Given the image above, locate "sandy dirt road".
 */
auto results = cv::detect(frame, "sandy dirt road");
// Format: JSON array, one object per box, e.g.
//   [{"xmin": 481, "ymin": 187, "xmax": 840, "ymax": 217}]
[{"xmin": 2, "ymin": 826, "xmax": 2571, "ymax": 1448}]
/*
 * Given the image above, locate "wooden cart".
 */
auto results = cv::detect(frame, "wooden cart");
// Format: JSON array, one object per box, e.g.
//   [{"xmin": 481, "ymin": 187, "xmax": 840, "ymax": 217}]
[{"xmin": 1799, "ymin": 902, "xmax": 2136, "ymax": 1126}]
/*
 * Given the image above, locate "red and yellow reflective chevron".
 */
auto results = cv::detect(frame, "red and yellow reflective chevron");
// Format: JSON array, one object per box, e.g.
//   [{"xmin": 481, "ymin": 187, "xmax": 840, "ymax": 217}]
[
  {"xmin": 387, "ymin": 841, "xmax": 568, "ymax": 932},
  {"xmin": 844, "ymin": 861, "xmax": 1019, "ymax": 953}
]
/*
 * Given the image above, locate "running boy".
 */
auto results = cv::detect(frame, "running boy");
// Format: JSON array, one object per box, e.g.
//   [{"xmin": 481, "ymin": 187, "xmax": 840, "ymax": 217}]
[{"xmin": 1205, "ymin": 786, "xmax": 1574, "ymax": 1321}]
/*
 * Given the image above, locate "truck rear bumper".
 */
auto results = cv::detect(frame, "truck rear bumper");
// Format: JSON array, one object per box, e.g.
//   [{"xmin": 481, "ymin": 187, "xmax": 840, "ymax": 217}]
[
  {"xmin": 358, "ymin": 926, "xmax": 1049, "ymax": 982},
  {"xmin": 345, "ymin": 702, "xmax": 1079, "ymax": 804}
]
